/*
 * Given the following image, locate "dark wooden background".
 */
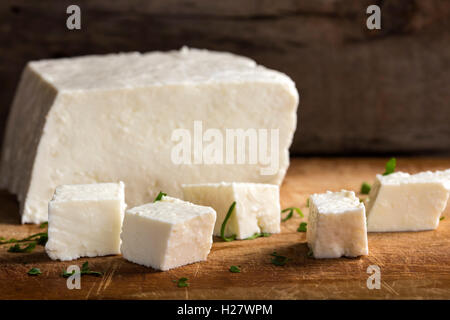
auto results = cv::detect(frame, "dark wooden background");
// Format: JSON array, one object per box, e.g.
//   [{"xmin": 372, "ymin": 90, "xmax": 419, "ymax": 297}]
[{"xmin": 0, "ymin": 0, "xmax": 449, "ymax": 155}]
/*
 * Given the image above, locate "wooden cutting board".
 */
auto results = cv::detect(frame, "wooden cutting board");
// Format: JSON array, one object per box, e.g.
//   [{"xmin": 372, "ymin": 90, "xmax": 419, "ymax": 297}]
[{"xmin": 1, "ymin": 157, "xmax": 449, "ymax": 300}]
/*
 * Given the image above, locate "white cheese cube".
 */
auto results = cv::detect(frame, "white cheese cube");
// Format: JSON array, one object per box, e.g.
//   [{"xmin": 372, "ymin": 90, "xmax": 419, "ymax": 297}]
[
  {"xmin": 416, "ymin": 169, "xmax": 450, "ymax": 216},
  {"xmin": 182, "ymin": 182, "xmax": 280, "ymax": 240},
  {"xmin": 307, "ymin": 190, "xmax": 368, "ymax": 259},
  {"xmin": 0, "ymin": 47, "xmax": 298, "ymax": 224},
  {"xmin": 366, "ymin": 172, "xmax": 449, "ymax": 232},
  {"xmin": 120, "ymin": 196, "xmax": 216, "ymax": 271},
  {"xmin": 45, "ymin": 182, "xmax": 125, "ymax": 261}
]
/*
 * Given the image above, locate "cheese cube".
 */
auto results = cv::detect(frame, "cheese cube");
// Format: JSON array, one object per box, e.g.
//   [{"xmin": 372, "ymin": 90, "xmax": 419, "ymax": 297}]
[
  {"xmin": 45, "ymin": 182, "xmax": 125, "ymax": 261},
  {"xmin": 182, "ymin": 182, "xmax": 280, "ymax": 239},
  {"xmin": 307, "ymin": 190, "xmax": 368, "ymax": 259},
  {"xmin": 415, "ymin": 169, "xmax": 450, "ymax": 216},
  {"xmin": 366, "ymin": 172, "xmax": 449, "ymax": 232},
  {"xmin": 120, "ymin": 196, "xmax": 216, "ymax": 271},
  {"xmin": 0, "ymin": 47, "xmax": 299, "ymax": 224}
]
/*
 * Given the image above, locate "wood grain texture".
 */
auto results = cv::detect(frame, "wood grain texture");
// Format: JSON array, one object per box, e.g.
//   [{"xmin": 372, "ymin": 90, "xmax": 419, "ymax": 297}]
[
  {"xmin": 0, "ymin": 0, "xmax": 449, "ymax": 155},
  {"xmin": 1, "ymin": 157, "xmax": 450, "ymax": 300}
]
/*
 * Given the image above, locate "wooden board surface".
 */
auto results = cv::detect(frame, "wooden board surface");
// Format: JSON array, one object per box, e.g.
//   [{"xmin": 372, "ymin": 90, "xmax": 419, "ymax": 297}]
[{"xmin": 1, "ymin": 157, "xmax": 450, "ymax": 300}]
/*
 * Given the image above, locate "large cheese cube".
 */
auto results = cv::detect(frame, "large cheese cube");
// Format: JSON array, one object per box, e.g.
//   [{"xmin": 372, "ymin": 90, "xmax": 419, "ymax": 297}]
[
  {"xmin": 0, "ymin": 47, "xmax": 299, "ymax": 224},
  {"xmin": 45, "ymin": 182, "xmax": 125, "ymax": 261},
  {"xmin": 120, "ymin": 196, "xmax": 216, "ymax": 271},
  {"xmin": 182, "ymin": 182, "xmax": 280, "ymax": 239},
  {"xmin": 307, "ymin": 190, "xmax": 368, "ymax": 259},
  {"xmin": 366, "ymin": 172, "xmax": 449, "ymax": 232}
]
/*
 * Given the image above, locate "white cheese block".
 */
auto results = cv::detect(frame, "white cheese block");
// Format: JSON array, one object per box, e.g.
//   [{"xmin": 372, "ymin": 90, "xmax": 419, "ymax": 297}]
[
  {"xmin": 0, "ymin": 47, "xmax": 298, "ymax": 224},
  {"xmin": 307, "ymin": 190, "xmax": 368, "ymax": 259},
  {"xmin": 45, "ymin": 182, "xmax": 125, "ymax": 261},
  {"xmin": 413, "ymin": 169, "xmax": 450, "ymax": 216},
  {"xmin": 182, "ymin": 182, "xmax": 280, "ymax": 239},
  {"xmin": 120, "ymin": 196, "xmax": 216, "ymax": 271},
  {"xmin": 366, "ymin": 172, "xmax": 449, "ymax": 232}
]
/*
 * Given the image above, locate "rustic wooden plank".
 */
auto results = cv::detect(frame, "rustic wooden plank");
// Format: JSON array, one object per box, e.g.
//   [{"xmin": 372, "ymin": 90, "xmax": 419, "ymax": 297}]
[
  {"xmin": 0, "ymin": 1, "xmax": 449, "ymax": 155},
  {"xmin": 1, "ymin": 157, "xmax": 450, "ymax": 299}
]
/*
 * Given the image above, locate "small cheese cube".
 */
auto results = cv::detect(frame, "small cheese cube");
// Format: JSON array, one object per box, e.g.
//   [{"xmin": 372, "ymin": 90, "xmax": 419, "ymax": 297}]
[
  {"xmin": 182, "ymin": 182, "xmax": 280, "ymax": 240},
  {"xmin": 120, "ymin": 196, "xmax": 216, "ymax": 271},
  {"xmin": 45, "ymin": 182, "xmax": 125, "ymax": 261},
  {"xmin": 307, "ymin": 190, "xmax": 368, "ymax": 259},
  {"xmin": 366, "ymin": 172, "xmax": 449, "ymax": 232}
]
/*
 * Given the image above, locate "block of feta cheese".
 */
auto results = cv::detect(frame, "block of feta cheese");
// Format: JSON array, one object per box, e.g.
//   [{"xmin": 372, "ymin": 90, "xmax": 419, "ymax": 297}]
[
  {"xmin": 366, "ymin": 172, "xmax": 449, "ymax": 232},
  {"xmin": 307, "ymin": 190, "xmax": 368, "ymax": 259},
  {"xmin": 182, "ymin": 182, "xmax": 280, "ymax": 239},
  {"xmin": 45, "ymin": 182, "xmax": 125, "ymax": 261},
  {"xmin": 415, "ymin": 169, "xmax": 450, "ymax": 216},
  {"xmin": 0, "ymin": 47, "xmax": 299, "ymax": 224},
  {"xmin": 120, "ymin": 196, "xmax": 216, "ymax": 271}
]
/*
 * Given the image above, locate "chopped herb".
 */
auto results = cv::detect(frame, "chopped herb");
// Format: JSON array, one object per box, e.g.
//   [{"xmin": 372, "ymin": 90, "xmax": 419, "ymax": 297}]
[
  {"xmin": 306, "ymin": 198, "xmax": 310, "ymax": 208},
  {"xmin": 80, "ymin": 262, "xmax": 103, "ymax": 276},
  {"xmin": 0, "ymin": 237, "xmax": 4, "ymax": 240},
  {"xmin": 382, "ymin": 157, "xmax": 396, "ymax": 176},
  {"xmin": 27, "ymin": 267, "xmax": 42, "ymax": 276},
  {"xmin": 0, "ymin": 232, "xmax": 48, "ymax": 248},
  {"xmin": 153, "ymin": 191, "xmax": 167, "ymax": 202},
  {"xmin": 229, "ymin": 265, "xmax": 241, "ymax": 273},
  {"xmin": 360, "ymin": 182, "xmax": 371, "ymax": 195},
  {"xmin": 270, "ymin": 251, "xmax": 288, "ymax": 266},
  {"xmin": 244, "ymin": 232, "xmax": 270, "ymax": 240},
  {"xmin": 61, "ymin": 261, "xmax": 103, "ymax": 278},
  {"xmin": 307, "ymin": 249, "xmax": 314, "ymax": 258},
  {"xmin": 281, "ymin": 207, "xmax": 303, "ymax": 222},
  {"xmin": 39, "ymin": 222, "xmax": 48, "ymax": 229},
  {"xmin": 440, "ymin": 216, "xmax": 445, "ymax": 221},
  {"xmin": 220, "ymin": 202, "xmax": 237, "ymax": 242},
  {"xmin": 8, "ymin": 242, "xmax": 36, "ymax": 253},
  {"xmin": 62, "ymin": 270, "xmax": 75, "ymax": 278},
  {"xmin": 297, "ymin": 222, "xmax": 307, "ymax": 232},
  {"xmin": 175, "ymin": 277, "xmax": 189, "ymax": 288}
]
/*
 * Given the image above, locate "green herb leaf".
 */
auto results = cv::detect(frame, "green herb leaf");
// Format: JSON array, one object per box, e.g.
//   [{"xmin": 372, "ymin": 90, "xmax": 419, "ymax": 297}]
[
  {"xmin": 383, "ymin": 157, "xmax": 396, "ymax": 176},
  {"xmin": 270, "ymin": 251, "xmax": 288, "ymax": 266},
  {"xmin": 297, "ymin": 222, "xmax": 307, "ymax": 232},
  {"xmin": 81, "ymin": 262, "xmax": 102, "ymax": 276},
  {"xmin": 175, "ymin": 277, "xmax": 189, "ymax": 288},
  {"xmin": 0, "ymin": 232, "xmax": 48, "ymax": 247},
  {"xmin": 306, "ymin": 198, "xmax": 310, "ymax": 208},
  {"xmin": 61, "ymin": 262, "xmax": 103, "ymax": 278},
  {"xmin": 153, "ymin": 191, "xmax": 167, "ymax": 202},
  {"xmin": 81, "ymin": 262, "xmax": 89, "ymax": 272},
  {"xmin": 62, "ymin": 270, "xmax": 75, "ymax": 278},
  {"xmin": 27, "ymin": 267, "xmax": 42, "ymax": 276},
  {"xmin": 244, "ymin": 232, "xmax": 270, "ymax": 240},
  {"xmin": 8, "ymin": 242, "xmax": 36, "ymax": 253},
  {"xmin": 440, "ymin": 216, "xmax": 445, "ymax": 221},
  {"xmin": 221, "ymin": 202, "xmax": 237, "ymax": 242},
  {"xmin": 360, "ymin": 182, "xmax": 371, "ymax": 195},
  {"xmin": 281, "ymin": 207, "xmax": 303, "ymax": 222},
  {"xmin": 39, "ymin": 222, "xmax": 48, "ymax": 229},
  {"xmin": 229, "ymin": 265, "xmax": 241, "ymax": 273}
]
